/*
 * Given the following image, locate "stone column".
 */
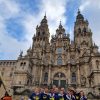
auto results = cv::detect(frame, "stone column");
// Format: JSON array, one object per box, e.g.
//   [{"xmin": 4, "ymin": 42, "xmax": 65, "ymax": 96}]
[
  {"xmin": 68, "ymin": 63, "xmax": 71, "ymax": 86},
  {"xmin": 48, "ymin": 65, "xmax": 51, "ymax": 85},
  {"xmin": 85, "ymin": 64, "xmax": 89, "ymax": 87},
  {"xmin": 33, "ymin": 65, "xmax": 36, "ymax": 83},
  {"xmin": 77, "ymin": 64, "xmax": 80, "ymax": 87},
  {"xmin": 40, "ymin": 66, "xmax": 43, "ymax": 85}
]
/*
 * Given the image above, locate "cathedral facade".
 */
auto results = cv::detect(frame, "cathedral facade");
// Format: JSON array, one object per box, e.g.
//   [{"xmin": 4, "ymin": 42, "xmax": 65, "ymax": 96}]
[{"xmin": 0, "ymin": 10, "xmax": 100, "ymax": 97}]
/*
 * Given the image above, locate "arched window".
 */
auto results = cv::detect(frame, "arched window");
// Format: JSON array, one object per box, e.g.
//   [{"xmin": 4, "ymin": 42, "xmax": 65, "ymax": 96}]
[
  {"xmin": 44, "ymin": 72, "xmax": 48, "ymax": 82},
  {"xmin": 78, "ymin": 28, "xmax": 81, "ymax": 33},
  {"xmin": 96, "ymin": 60, "xmax": 99, "ymax": 69},
  {"xmin": 83, "ymin": 27, "xmax": 86, "ymax": 33},
  {"xmin": 72, "ymin": 73, "xmax": 76, "ymax": 82},
  {"xmin": 20, "ymin": 62, "xmax": 23, "ymax": 66},
  {"xmin": 53, "ymin": 72, "xmax": 66, "ymax": 87},
  {"xmin": 54, "ymin": 72, "xmax": 65, "ymax": 78},
  {"xmin": 38, "ymin": 32, "xmax": 40, "ymax": 36},
  {"xmin": 57, "ymin": 56, "xmax": 62, "ymax": 65},
  {"xmin": 42, "ymin": 32, "xmax": 45, "ymax": 35},
  {"xmin": 24, "ymin": 62, "xmax": 26, "ymax": 66},
  {"xmin": 57, "ymin": 48, "xmax": 62, "ymax": 54},
  {"xmin": 81, "ymin": 41, "xmax": 88, "ymax": 46}
]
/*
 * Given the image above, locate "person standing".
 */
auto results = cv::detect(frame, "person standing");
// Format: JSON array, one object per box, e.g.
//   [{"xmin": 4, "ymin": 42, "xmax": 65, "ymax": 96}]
[
  {"xmin": 40, "ymin": 88, "xmax": 50, "ymax": 100},
  {"xmin": 49, "ymin": 88, "xmax": 55, "ymax": 100},
  {"xmin": 74, "ymin": 89, "xmax": 80, "ymax": 100},
  {"xmin": 58, "ymin": 90, "xmax": 65, "ymax": 100},
  {"xmin": 29, "ymin": 87, "xmax": 40, "ymax": 100},
  {"xmin": 54, "ymin": 87, "xmax": 59, "ymax": 100},
  {"xmin": 66, "ymin": 88, "xmax": 76, "ymax": 100},
  {"xmin": 80, "ymin": 91, "xmax": 87, "ymax": 100}
]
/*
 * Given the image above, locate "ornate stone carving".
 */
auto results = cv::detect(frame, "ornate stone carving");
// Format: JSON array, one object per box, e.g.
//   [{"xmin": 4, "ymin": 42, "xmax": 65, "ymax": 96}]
[
  {"xmin": 80, "ymin": 75, "xmax": 86, "ymax": 86},
  {"xmin": 71, "ymin": 66, "xmax": 77, "ymax": 72}
]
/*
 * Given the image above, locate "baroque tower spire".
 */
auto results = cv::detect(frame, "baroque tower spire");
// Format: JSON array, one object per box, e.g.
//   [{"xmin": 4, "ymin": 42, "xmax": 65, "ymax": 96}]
[
  {"xmin": 33, "ymin": 14, "xmax": 50, "ymax": 42},
  {"xmin": 74, "ymin": 9, "xmax": 93, "ymax": 49},
  {"xmin": 32, "ymin": 14, "xmax": 50, "ymax": 57}
]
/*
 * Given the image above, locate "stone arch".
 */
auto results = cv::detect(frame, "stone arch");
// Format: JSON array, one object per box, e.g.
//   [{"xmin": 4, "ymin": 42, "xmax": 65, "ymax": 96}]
[
  {"xmin": 78, "ymin": 27, "xmax": 81, "ymax": 33},
  {"xmin": 52, "ymin": 69, "xmax": 68, "ymax": 79},
  {"xmin": 83, "ymin": 27, "xmax": 87, "ymax": 33},
  {"xmin": 53, "ymin": 72, "xmax": 66, "ymax": 80},
  {"xmin": 52, "ymin": 70, "xmax": 68, "ymax": 87},
  {"xmin": 81, "ymin": 40, "xmax": 88, "ymax": 46}
]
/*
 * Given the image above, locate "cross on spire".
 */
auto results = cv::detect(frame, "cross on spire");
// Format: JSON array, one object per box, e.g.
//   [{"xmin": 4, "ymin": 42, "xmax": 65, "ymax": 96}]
[
  {"xmin": 44, "ymin": 12, "xmax": 47, "ymax": 19},
  {"xmin": 78, "ymin": 8, "xmax": 80, "ymax": 14},
  {"xmin": 59, "ymin": 20, "xmax": 62, "ymax": 28}
]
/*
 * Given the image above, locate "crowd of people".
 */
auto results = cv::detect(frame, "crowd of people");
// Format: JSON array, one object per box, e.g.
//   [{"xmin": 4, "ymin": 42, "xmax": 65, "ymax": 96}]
[
  {"xmin": 0, "ymin": 86, "xmax": 87, "ymax": 100},
  {"xmin": 28, "ymin": 86, "xmax": 87, "ymax": 100}
]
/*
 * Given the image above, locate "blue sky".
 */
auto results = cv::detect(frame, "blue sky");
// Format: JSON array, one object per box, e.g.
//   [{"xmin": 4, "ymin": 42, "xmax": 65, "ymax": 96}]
[{"xmin": 0, "ymin": 0, "xmax": 100, "ymax": 60}]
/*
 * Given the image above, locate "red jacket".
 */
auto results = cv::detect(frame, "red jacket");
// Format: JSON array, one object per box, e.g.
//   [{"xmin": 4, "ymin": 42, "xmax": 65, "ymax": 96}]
[{"xmin": 2, "ymin": 96, "xmax": 12, "ymax": 100}]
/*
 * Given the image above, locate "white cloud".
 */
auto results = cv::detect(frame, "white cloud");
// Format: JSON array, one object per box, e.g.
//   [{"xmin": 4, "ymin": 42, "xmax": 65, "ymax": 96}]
[
  {"xmin": 0, "ymin": 0, "xmax": 68, "ymax": 60},
  {"xmin": 0, "ymin": 15, "xmax": 30, "ymax": 59},
  {"xmin": 0, "ymin": 0, "xmax": 20, "ymax": 19},
  {"xmin": 80, "ymin": 0, "xmax": 100, "ymax": 11},
  {"xmin": 22, "ymin": 0, "xmax": 68, "ymax": 40},
  {"xmin": 22, "ymin": 0, "xmax": 69, "ymax": 44},
  {"xmin": 41, "ymin": 0, "xmax": 68, "ymax": 36},
  {"xmin": 0, "ymin": 0, "xmax": 27, "ymax": 60},
  {"xmin": 79, "ymin": 1, "xmax": 90, "ymax": 11}
]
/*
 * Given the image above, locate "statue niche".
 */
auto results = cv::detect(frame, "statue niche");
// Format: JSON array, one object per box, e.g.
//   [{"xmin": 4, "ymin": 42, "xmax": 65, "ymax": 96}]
[{"xmin": 80, "ymin": 75, "xmax": 86, "ymax": 86}]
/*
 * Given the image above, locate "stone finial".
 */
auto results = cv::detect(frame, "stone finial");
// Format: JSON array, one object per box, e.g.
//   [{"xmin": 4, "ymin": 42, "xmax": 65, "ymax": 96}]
[
  {"xmin": 78, "ymin": 8, "xmax": 80, "ymax": 14},
  {"xmin": 59, "ymin": 20, "xmax": 63, "ymax": 28},
  {"xmin": 19, "ymin": 50, "xmax": 23, "ymax": 58}
]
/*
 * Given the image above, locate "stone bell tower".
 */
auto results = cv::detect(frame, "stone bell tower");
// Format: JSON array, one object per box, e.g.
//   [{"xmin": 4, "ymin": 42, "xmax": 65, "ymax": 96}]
[
  {"xmin": 32, "ymin": 15, "xmax": 50, "ymax": 48},
  {"xmin": 30, "ymin": 15, "xmax": 51, "ymax": 86},
  {"xmin": 74, "ymin": 9, "xmax": 93, "ymax": 52},
  {"xmin": 31, "ymin": 14, "xmax": 50, "ymax": 58}
]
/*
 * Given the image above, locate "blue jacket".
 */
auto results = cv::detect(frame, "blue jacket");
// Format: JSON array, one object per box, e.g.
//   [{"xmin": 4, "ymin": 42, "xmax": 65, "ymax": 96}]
[
  {"xmin": 29, "ymin": 92, "xmax": 41, "ymax": 100},
  {"xmin": 54, "ymin": 93, "xmax": 59, "ymax": 100},
  {"xmin": 40, "ymin": 93, "xmax": 50, "ymax": 100},
  {"xmin": 80, "ymin": 96, "xmax": 87, "ymax": 100}
]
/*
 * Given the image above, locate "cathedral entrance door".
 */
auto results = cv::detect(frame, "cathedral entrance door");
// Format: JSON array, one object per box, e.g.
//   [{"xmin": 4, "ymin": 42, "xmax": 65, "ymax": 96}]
[{"xmin": 53, "ymin": 72, "xmax": 66, "ymax": 88}]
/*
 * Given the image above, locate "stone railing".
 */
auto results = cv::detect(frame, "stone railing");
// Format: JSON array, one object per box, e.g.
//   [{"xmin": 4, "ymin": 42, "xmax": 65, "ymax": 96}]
[{"xmin": 87, "ymin": 92, "xmax": 100, "ymax": 100}]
